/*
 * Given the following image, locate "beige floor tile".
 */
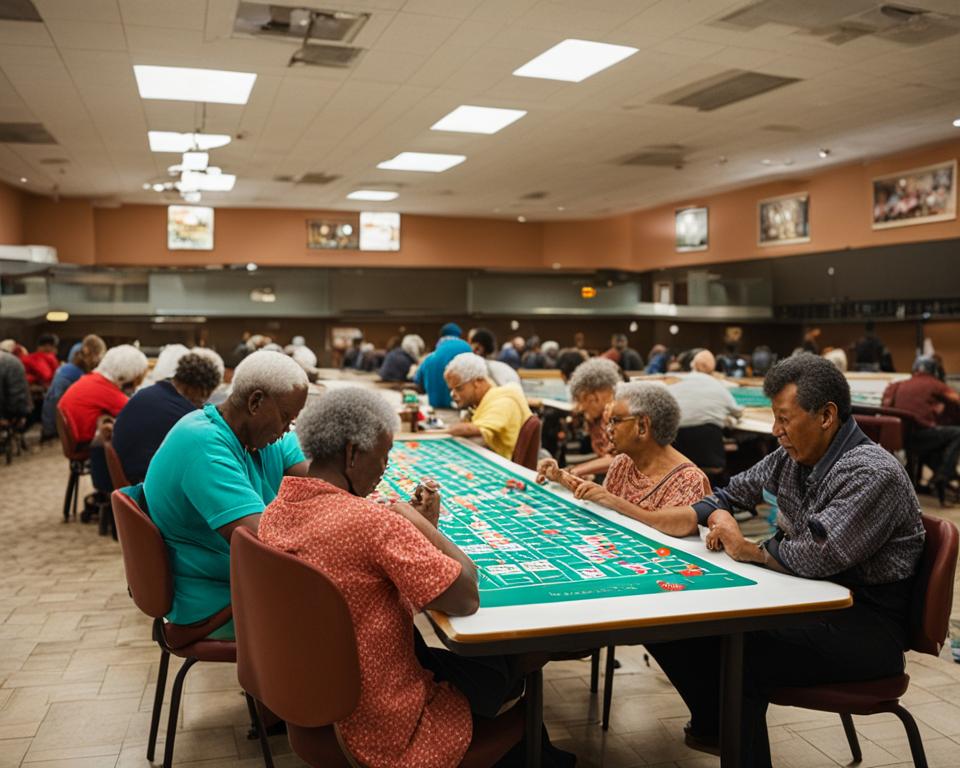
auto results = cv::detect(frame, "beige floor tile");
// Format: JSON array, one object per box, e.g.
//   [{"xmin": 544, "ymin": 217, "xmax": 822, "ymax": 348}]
[
  {"xmin": 181, "ymin": 689, "xmax": 250, "ymax": 730},
  {"xmin": 768, "ymin": 734, "xmax": 839, "ymax": 768},
  {"xmin": 794, "ymin": 723, "xmax": 901, "ymax": 767},
  {"xmin": 0, "ymin": 737, "xmax": 31, "ymax": 767},
  {"xmin": 24, "ymin": 695, "xmax": 140, "ymax": 761},
  {"xmin": 18, "ymin": 757, "xmax": 119, "ymax": 768},
  {"xmin": 871, "ymin": 735, "xmax": 960, "ymax": 768}
]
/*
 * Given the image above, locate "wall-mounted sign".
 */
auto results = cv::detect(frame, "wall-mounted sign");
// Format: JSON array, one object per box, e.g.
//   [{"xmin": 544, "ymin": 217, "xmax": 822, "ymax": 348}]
[
  {"xmin": 359, "ymin": 211, "xmax": 400, "ymax": 251},
  {"xmin": 758, "ymin": 192, "xmax": 809, "ymax": 246},
  {"xmin": 168, "ymin": 205, "xmax": 214, "ymax": 250},
  {"xmin": 872, "ymin": 160, "xmax": 956, "ymax": 229},
  {"xmin": 675, "ymin": 206, "xmax": 708, "ymax": 252},
  {"xmin": 307, "ymin": 218, "xmax": 359, "ymax": 249}
]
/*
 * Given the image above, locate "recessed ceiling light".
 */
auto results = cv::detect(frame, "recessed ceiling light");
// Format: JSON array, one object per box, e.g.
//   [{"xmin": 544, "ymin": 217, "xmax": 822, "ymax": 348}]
[
  {"xmin": 761, "ymin": 158, "xmax": 774, "ymax": 165},
  {"xmin": 151, "ymin": 183, "xmax": 165, "ymax": 192},
  {"xmin": 246, "ymin": 262, "xmax": 258, "ymax": 272},
  {"xmin": 953, "ymin": 118, "xmax": 960, "ymax": 127},
  {"xmin": 134, "ymin": 65, "xmax": 257, "ymax": 105},
  {"xmin": 148, "ymin": 131, "xmax": 232, "ymax": 153},
  {"xmin": 180, "ymin": 169, "xmax": 236, "ymax": 192},
  {"xmin": 377, "ymin": 152, "xmax": 465, "ymax": 172},
  {"xmin": 19, "ymin": 176, "xmax": 27, "ymax": 183},
  {"xmin": 430, "ymin": 105, "xmax": 527, "ymax": 134},
  {"xmin": 182, "ymin": 151, "xmax": 209, "ymax": 171},
  {"xmin": 347, "ymin": 190, "xmax": 399, "ymax": 201},
  {"xmin": 513, "ymin": 39, "xmax": 638, "ymax": 83},
  {"xmin": 517, "ymin": 215, "xmax": 527, "ymax": 223},
  {"xmin": 818, "ymin": 148, "xmax": 831, "ymax": 158}
]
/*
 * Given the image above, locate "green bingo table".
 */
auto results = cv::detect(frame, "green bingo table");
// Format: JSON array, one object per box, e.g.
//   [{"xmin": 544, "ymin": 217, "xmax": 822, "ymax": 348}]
[
  {"xmin": 375, "ymin": 437, "xmax": 754, "ymax": 608},
  {"xmin": 378, "ymin": 436, "xmax": 851, "ymax": 768},
  {"xmin": 731, "ymin": 386, "xmax": 772, "ymax": 408}
]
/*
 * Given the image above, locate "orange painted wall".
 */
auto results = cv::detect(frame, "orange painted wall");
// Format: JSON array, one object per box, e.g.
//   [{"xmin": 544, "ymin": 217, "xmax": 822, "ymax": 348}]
[
  {"xmin": 0, "ymin": 182, "xmax": 23, "ymax": 245},
  {"xmin": 629, "ymin": 138, "xmax": 960, "ymax": 271},
  {"xmin": 10, "ymin": 138, "xmax": 960, "ymax": 270},
  {"xmin": 92, "ymin": 204, "xmax": 545, "ymax": 269},
  {"xmin": 21, "ymin": 196, "xmax": 96, "ymax": 264}
]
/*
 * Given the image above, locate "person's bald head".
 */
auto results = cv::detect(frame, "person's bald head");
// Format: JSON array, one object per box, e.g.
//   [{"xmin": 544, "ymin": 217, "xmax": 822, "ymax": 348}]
[{"xmin": 691, "ymin": 349, "xmax": 716, "ymax": 374}]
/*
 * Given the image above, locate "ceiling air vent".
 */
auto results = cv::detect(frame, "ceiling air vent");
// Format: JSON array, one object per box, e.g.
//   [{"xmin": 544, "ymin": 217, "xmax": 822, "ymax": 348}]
[
  {"xmin": 653, "ymin": 70, "xmax": 800, "ymax": 111},
  {"xmin": 290, "ymin": 42, "xmax": 364, "ymax": 68},
  {"xmin": 235, "ymin": 3, "xmax": 369, "ymax": 43},
  {"xmin": 0, "ymin": 0, "xmax": 41, "ymax": 22},
  {"xmin": 39, "ymin": 157, "xmax": 69, "ymax": 165},
  {"xmin": 295, "ymin": 172, "xmax": 341, "ymax": 185},
  {"xmin": 618, "ymin": 145, "xmax": 686, "ymax": 168},
  {"xmin": 520, "ymin": 191, "xmax": 548, "ymax": 200},
  {"xmin": 762, "ymin": 124, "xmax": 804, "ymax": 132},
  {"xmin": 0, "ymin": 122, "xmax": 56, "ymax": 143}
]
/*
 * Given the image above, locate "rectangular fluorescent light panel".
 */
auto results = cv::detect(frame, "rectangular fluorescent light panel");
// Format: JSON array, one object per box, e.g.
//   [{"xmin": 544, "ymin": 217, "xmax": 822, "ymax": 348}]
[
  {"xmin": 149, "ymin": 131, "xmax": 231, "ymax": 153},
  {"xmin": 347, "ymin": 190, "xmax": 399, "ymax": 201},
  {"xmin": 181, "ymin": 151, "xmax": 209, "ymax": 170},
  {"xmin": 377, "ymin": 152, "xmax": 465, "ymax": 172},
  {"xmin": 431, "ymin": 105, "xmax": 527, "ymax": 134},
  {"xmin": 513, "ymin": 39, "xmax": 638, "ymax": 83},
  {"xmin": 180, "ymin": 170, "xmax": 236, "ymax": 192},
  {"xmin": 134, "ymin": 65, "xmax": 257, "ymax": 105}
]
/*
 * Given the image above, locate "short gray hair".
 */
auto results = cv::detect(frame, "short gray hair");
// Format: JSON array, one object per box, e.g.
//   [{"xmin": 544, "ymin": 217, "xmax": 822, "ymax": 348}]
[
  {"xmin": 614, "ymin": 381, "xmax": 681, "ymax": 446},
  {"xmin": 444, "ymin": 352, "xmax": 488, "ymax": 382},
  {"xmin": 96, "ymin": 344, "xmax": 149, "ymax": 386},
  {"xmin": 569, "ymin": 357, "xmax": 621, "ymax": 401},
  {"xmin": 231, "ymin": 350, "xmax": 308, "ymax": 402},
  {"xmin": 297, "ymin": 387, "xmax": 400, "ymax": 461}
]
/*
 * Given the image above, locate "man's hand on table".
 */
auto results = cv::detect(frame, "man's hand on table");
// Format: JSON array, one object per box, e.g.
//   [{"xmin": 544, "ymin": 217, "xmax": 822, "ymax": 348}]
[{"xmin": 705, "ymin": 508, "xmax": 763, "ymax": 563}]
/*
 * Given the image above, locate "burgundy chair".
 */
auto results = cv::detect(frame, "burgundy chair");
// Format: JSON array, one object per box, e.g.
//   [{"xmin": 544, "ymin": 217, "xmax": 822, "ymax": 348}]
[
  {"xmin": 770, "ymin": 515, "xmax": 959, "ymax": 768},
  {"xmin": 111, "ymin": 490, "xmax": 267, "ymax": 768},
  {"xmin": 230, "ymin": 527, "xmax": 524, "ymax": 767},
  {"xmin": 104, "ymin": 438, "xmax": 130, "ymax": 489},
  {"xmin": 55, "ymin": 407, "xmax": 90, "ymax": 522},
  {"xmin": 854, "ymin": 413, "xmax": 903, "ymax": 454},
  {"xmin": 511, "ymin": 415, "xmax": 542, "ymax": 471}
]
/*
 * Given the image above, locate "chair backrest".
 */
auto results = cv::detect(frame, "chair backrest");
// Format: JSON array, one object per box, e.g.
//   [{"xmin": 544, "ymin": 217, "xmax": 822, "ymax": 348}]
[
  {"xmin": 55, "ymin": 406, "xmax": 88, "ymax": 461},
  {"xmin": 111, "ymin": 489, "xmax": 173, "ymax": 619},
  {"xmin": 853, "ymin": 413, "xmax": 903, "ymax": 454},
  {"xmin": 910, "ymin": 514, "xmax": 960, "ymax": 655},
  {"xmin": 230, "ymin": 527, "xmax": 361, "ymax": 728},
  {"xmin": 104, "ymin": 438, "xmax": 131, "ymax": 488},
  {"xmin": 673, "ymin": 424, "xmax": 726, "ymax": 471},
  {"xmin": 511, "ymin": 414, "xmax": 542, "ymax": 470}
]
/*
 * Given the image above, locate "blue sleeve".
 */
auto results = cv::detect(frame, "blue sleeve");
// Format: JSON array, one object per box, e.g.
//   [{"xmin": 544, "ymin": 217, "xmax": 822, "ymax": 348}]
[
  {"xmin": 180, "ymin": 444, "xmax": 266, "ymax": 531},
  {"xmin": 280, "ymin": 430, "xmax": 305, "ymax": 469},
  {"xmin": 413, "ymin": 359, "xmax": 425, "ymax": 387}
]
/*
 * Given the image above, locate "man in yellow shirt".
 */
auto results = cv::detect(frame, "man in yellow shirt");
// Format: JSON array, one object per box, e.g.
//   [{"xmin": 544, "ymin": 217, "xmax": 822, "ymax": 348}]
[{"xmin": 443, "ymin": 353, "xmax": 533, "ymax": 459}]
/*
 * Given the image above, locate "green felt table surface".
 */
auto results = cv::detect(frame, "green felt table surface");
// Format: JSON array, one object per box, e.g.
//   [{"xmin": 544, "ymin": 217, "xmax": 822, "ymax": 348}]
[{"xmin": 374, "ymin": 437, "xmax": 754, "ymax": 608}]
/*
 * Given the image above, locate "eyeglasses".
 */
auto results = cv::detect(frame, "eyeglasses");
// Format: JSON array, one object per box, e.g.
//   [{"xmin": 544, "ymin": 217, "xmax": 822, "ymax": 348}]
[
  {"xmin": 607, "ymin": 414, "xmax": 639, "ymax": 427},
  {"xmin": 449, "ymin": 380, "xmax": 472, "ymax": 393}
]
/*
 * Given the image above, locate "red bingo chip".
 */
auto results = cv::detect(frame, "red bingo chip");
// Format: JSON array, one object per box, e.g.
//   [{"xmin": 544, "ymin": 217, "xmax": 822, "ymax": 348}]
[
  {"xmin": 655, "ymin": 547, "xmax": 671, "ymax": 557},
  {"xmin": 657, "ymin": 580, "xmax": 686, "ymax": 592}
]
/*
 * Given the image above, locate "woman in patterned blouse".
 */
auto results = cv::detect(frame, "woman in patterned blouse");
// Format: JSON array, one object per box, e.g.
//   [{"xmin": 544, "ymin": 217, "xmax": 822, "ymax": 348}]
[
  {"xmin": 565, "ymin": 357, "xmax": 624, "ymax": 478},
  {"xmin": 537, "ymin": 382, "xmax": 710, "ymax": 517}
]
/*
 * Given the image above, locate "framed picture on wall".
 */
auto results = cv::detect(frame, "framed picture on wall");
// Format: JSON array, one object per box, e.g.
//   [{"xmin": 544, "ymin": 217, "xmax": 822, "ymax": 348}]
[
  {"xmin": 167, "ymin": 205, "xmax": 214, "ymax": 250},
  {"xmin": 675, "ymin": 206, "xmax": 708, "ymax": 252},
  {"xmin": 871, "ymin": 160, "xmax": 956, "ymax": 229},
  {"xmin": 758, "ymin": 192, "xmax": 809, "ymax": 246},
  {"xmin": 307, "ymin": 218, "xmax": 359, "ymax": 249}
]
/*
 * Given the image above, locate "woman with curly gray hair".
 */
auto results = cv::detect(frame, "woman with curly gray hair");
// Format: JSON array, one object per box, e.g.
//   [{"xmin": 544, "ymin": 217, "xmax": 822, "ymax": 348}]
[
  {"xmin": 565, "ymin": 356, "xmax": 624, "ymax": 478},
  {"xmin": 538, "ymin": 382, "xmax": 709, "ymax": 522},
  {"xmin": 258, "ymin": 387, "xmax": 566, "ymax": 768}
]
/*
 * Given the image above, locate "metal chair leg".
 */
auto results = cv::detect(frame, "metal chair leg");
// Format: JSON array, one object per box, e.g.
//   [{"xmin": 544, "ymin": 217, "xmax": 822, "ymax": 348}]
[
  {"xmin": 890, "ymin": 704, "xmax": 928, "ymax": 768},
  {"xmin": 162, "ymin": 656, "xmax": 198, "ymax": 768},
  {"xmin": 72, "ymin": 466, "xmax": 81, "ymax": 519},
  {"xmin": 62, "ymin": 469, "xmax": 76, "ymax": 522},
  {"xmin": 602, "ymin": 645, "xmax": 616, "ymax": 731},
  {"xmin": 245, "ymin": 694, "xmax": 275, "ymax": 768},
  {"xmin": 839, "ymin": 713, "xmax": 862, "ymax": 763},
  {"xmin": 147, "ymin": 650, "xmax": 170, "ymax": 762},
  {"xmin": 589, "ymin": 649, "xmax": 600, "ymax": 693}
]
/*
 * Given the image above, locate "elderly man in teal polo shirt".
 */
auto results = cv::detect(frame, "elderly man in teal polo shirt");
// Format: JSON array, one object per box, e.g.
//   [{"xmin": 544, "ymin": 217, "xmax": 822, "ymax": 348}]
[{"xmin": 143, "ymin": 350, "xmax": 309, "ymax": 638}]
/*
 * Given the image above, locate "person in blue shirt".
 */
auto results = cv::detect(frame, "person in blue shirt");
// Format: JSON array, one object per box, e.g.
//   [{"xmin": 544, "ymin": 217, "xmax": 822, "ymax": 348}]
[
  {"xmin": 378, "ymin": 334, "xmax": 424, "ymax": 382},
  {"xmin": 41, "ymin": 335, "xmax": 105, "ymax": 439},
  {"xmin": 142, "ymin": 350, "xmax": 309, "ymax": 637},
  {"xmin": 112, "ymin": 350, "xmax": 224, "ymax": 484},
  {"xmin": 413, "ymin": 323, "xmax": 471, "ymax": 409}
]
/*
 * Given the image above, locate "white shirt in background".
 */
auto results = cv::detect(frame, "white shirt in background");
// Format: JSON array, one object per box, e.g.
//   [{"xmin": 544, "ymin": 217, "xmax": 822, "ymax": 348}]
[
  {"xmin": 485, "ymin": 358, "xmax": 521, "ymax": 387},
  {"xmin": 669, "ymin": 372, "xmax": 743, "ymax": 428}
]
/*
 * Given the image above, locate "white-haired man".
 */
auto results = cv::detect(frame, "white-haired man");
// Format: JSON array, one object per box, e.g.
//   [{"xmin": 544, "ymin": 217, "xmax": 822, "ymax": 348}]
[
  {"xmin": 444, "ymin": 352, "xmax": 532, "ymax": 460},
  {"xmin": 142, "ymin": 350, "xmax": 309, "ymax": 638},
  {"xmin": 667, "ymin": 349, "xmax": 742, "ymax": 430}
]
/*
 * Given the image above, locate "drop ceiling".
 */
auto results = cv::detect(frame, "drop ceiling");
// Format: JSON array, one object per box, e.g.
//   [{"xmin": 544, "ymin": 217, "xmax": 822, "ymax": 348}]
[{"xmin": 0, "ymin": 0, "xmax": 958, "ymax": 220}]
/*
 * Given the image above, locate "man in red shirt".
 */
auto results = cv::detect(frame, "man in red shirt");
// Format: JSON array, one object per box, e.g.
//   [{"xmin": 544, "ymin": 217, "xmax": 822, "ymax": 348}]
[
  {"xmin": 883, "ymin": 356, "xmax": 960, "ymax": 503},
  {"xmin": 20, "ymin": 333, "xmax": 60, "ymax": 387}
]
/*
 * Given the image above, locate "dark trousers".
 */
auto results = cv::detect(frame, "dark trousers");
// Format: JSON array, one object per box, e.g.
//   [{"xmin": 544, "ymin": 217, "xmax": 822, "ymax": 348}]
[
  {"xmin": 646, "ymin": 602, "xmax": 906, "ymax": 768},
  {"xmin": 89, "ymin": 444, "xmax": 114, "ymax": 495},
  {"xmin": 912, "ymin": 426, "xmax": 960, "ymax": 483}
]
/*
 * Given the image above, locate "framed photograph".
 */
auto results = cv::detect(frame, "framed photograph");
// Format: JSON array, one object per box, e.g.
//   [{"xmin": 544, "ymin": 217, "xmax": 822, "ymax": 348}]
[
  {"xmin": 359, "ymin": 211, "xmax": 401, "ymax": 252},
  {"xmin": 758, "ymin": 192, "xmax": 809, "ymax": 246},
  {"xmin": 307, "ymin": 218, "xmax": 359, "ymax": 249},
  {"xmin": 872, "ymin": 160, "xmax": 956, "ymax": 229},
  {"xmin": 675, "ymin": 206, "xmax": 708, "ymax": 252},
  {"xmin": 167, "ymin": 205, "xmax": 214, "ymax": 250},
  {"xmin": 654, "ymin": 281, "xmax": 673, "ymax": 305}
]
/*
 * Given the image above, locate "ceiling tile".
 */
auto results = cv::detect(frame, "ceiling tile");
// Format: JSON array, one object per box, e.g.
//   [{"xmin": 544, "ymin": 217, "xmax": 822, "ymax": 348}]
[
  {"xmin": 44, "ymin": 19, "xmax": 127, "ymax": 51},
  {"xmin": 119, "ymin": 0, "xmax": 206, "ymax": 30},
  {"xmin": 33, "ymin": 0, "xmax": 121, "ymax": 23}
]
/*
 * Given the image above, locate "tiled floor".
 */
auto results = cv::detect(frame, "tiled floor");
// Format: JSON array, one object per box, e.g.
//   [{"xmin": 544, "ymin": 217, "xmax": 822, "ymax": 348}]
[{"xmin": 4, "ymin": 441, "xmax": 960, "ymax": 767}]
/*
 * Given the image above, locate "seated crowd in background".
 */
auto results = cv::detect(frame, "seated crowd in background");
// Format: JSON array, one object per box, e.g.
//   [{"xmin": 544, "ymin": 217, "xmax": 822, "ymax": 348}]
[{"xmin": 467, "ymin": 328, "xmax": 521, "ymax": 387}]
